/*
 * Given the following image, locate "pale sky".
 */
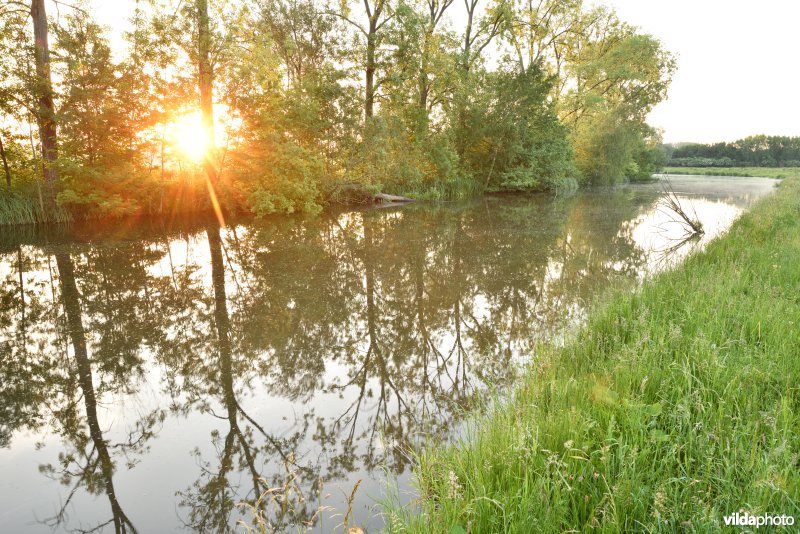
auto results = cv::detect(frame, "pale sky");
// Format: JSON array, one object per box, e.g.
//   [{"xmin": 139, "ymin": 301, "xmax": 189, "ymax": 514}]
[
  {"xmin": 87, "ymin": 0, "xmax": 800, "ymax": 144},
  {"xmin": 600, "ymin": 0, "xmax": 800, "ymax": 143}
]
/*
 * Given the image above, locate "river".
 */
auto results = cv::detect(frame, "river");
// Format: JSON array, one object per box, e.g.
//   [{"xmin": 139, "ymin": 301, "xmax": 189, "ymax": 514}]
[{"xmin": 0, "ymin": 175, "xmax": 776, "ymax": 532}]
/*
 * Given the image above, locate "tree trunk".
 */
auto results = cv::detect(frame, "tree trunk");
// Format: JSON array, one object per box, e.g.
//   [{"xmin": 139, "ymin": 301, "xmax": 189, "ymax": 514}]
[
  {"xmin": 462, "ymin": 1, "xmax": 474, "ymax": 74},
  {"xmin": 372, "ymin": 192, "xmax": 415, "ymax": 203},
  {"xmin": 197, "ymin": 0, "xmax": 216, "ymax": 183},
  {"xmin": 417, "ymin": 61, "xmax": 429, "ymax": 135},
  {"xmin": 365, "ymin": 32, "xmax": 376, "ymax": 119},
  {"xmin": 455, "ymin": 0, "xmax": 476, "ymax": 159},
  {"xmin": 30, "ymin": 0, "xmax": 59, "ymax": 211},
  {"xmin": 0, "ymin": 135, "xmax": 10, "ymax": 188}
]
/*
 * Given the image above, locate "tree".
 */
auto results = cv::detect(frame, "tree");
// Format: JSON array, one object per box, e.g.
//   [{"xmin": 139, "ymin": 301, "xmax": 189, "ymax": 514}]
[
  {"xmin": 556, "ymin": 9, "xmax": 674, "ymax": 183},
  {"xmin": 196, "ymin": 0, "xmax": 217, "ymax": 184},
  {"xmin": 329, "ymin": 0, "xmax": 395, "ymax": 119},
  {"xmin": 0, "ymin": 134, "xmax": 10, "ymax": 187},
  {"xmin": 459, "ymin": 64, "xmax": 573, "ymax": 191},
  {"xmin": 53, "ymin": 12, "xmax": 145, "ymax": 216},
  {"xmin": 409, "ymin": 0, "xmax": 457, "ymax": 131},
  {"xmin": 0, "ymin": 0, "xmax": 676, "ymax": 223},
  {"xmin": 30, "ymin": 0, "xmax": 59, "ymax": 210}
]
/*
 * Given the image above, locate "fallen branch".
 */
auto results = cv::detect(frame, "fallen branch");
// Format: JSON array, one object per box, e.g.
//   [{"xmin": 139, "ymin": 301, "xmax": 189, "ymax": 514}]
[
  {"xmin": 657, "ymin": 177, "xmax": 704, "ymax": 237},
  {"xmin": 372, "ymin": 192, "xmax": 415, "ymax": 204}
]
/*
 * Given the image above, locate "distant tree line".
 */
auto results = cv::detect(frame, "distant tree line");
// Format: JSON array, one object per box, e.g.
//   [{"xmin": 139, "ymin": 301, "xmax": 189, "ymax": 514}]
[
  {"xmin": 664, "ymin": 135, "xmax": 800, "ymax": 168},
  {"xmin": 0, "ymin": 0, "xmax": 674, "ymax": 224}
]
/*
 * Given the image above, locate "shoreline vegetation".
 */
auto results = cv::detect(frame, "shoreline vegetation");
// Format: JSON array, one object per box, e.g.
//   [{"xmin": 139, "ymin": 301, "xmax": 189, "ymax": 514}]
[
  {"xmin": 662, "ymin": 167, "xmax": 800, "ymax": 179},
  {"xmin": 1, "ymin": 0, "xmax": 674, "ymax": 227},
  {"xmin": 386, "ymin": 177, "xmax": 800, "ymax": 532},
  {"xmin": 663, "ymin": 135, "xmax": 800, "ymax": 170}
]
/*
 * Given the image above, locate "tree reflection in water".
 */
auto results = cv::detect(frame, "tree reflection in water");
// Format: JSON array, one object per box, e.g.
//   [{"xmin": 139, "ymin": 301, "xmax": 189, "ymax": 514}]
[
  {"xmin": 48, "ymin": 250, "xmax": 143, "ymax": 533},
  {"xmin": 0, "ymin": 181, "xmax": 763, "ymax": 532},
  {"xmin": 174, "ymin": 224, "xmax": 320, "ymax": 531}
]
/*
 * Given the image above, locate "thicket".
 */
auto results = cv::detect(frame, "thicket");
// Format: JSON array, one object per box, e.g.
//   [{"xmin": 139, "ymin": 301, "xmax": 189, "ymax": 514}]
[
  {"xmin": 665, "ymin": 135, "xmax": 800, "ymax": 168},
  {"xmin": 0, "ymin": 0, "xmax": 674, "ymax": 224}
]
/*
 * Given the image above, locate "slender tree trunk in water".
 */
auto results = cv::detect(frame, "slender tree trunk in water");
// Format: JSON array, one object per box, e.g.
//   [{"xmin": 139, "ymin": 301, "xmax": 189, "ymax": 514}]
[
  {"xmin": 207, "ymin": 224, "xmax": 237, "ymax": 418},
  {"xmin": 55, "ymin": 251, "xmax": 137, "ymax": 534},
  {"xmin": 197, "ymin": 0, "xmax": 217, "ymax": 184},
  {"xmin": 207, "ymin": 224, "xmax": 240, "ymax": 476},
  {"xmin": 31, "ymin": 0, "xmax": 59, "ymax": 213},
  {"xmin": 0, "ymin": 135, "xmax": 10, "ymax": 188},
  {"xmin": 27, "ymin": 119, "xmax": 46, "ymax": 215}
]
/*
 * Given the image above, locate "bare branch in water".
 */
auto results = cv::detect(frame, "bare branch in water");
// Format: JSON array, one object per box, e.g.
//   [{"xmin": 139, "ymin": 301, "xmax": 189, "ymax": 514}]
[{"xmin": 657, "ymin": 176, "xmax": 704, "ymax": 237}]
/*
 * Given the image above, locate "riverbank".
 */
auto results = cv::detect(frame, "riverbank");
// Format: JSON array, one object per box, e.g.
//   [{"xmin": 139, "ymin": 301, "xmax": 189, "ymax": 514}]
[
  {"xmin": 663, "ymin": 166, "xmax": 800, "ymax": 179},
  {"xmin": 387, "ymin": 177, "xmax": 800, "ymax": 532}
]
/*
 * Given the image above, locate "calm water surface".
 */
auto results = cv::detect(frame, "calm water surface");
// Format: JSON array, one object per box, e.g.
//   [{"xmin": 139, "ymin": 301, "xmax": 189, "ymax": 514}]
[{"xmin": 0, "ymin": 176, "xmax": 776, "ymax": 532}]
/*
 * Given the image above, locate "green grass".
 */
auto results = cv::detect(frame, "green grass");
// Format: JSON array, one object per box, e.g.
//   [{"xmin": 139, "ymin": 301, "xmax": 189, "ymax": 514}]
[
  {"xmin": 662, "ymin": 166, "xmax": 800, "ymax": 179},
  {"xmin": 386, "ymin": 178, "xmax": 800, "ymax": 532},
  {"xmin": 0, "ymin": 185, "xmax": 71, "ymax": 225}
]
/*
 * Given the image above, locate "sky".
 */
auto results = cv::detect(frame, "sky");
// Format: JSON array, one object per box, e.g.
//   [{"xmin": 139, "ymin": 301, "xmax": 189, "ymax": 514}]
[
  {"xmin": 87, "ymin": 0, "xmax": 800, "ymax": 145},
  {"xmin": 599, "ymin": 0, "xmax": 800, "ymax": 143}
]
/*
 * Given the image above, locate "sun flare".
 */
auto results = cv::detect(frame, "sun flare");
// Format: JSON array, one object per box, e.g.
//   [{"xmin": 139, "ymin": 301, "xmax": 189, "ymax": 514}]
[{"xmin": 167, "ymin": 111, "xmax": 212, "ymax": 164}]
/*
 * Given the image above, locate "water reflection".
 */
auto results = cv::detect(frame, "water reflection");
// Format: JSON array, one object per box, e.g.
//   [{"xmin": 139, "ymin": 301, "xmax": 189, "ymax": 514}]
[
  {"xmin": 0, "ymin": 177, "xmax": 775, "ymax": 532},
  {"xmin": 49, "ymin": 249, "xmax": 142, "ymax": 533}
]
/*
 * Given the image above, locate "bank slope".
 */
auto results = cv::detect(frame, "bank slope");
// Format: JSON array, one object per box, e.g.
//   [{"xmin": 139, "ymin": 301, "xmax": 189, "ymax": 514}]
[{"xmin": 388, "ymin": 178, "xmax": 800, "ymax": 533}]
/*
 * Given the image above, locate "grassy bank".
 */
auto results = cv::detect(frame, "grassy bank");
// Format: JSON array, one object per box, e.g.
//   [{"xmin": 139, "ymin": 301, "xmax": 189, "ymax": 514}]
[
  {"xmin": 388, "ymin": 178, "xmax": 800, "ymax": 532},
  {"xmin": 0, "ymin": 186, "xmax": 72, "ymax": 225},
  {"xmin": 662, "ymin": 166, "xmax": 800, "ymax": 179}
]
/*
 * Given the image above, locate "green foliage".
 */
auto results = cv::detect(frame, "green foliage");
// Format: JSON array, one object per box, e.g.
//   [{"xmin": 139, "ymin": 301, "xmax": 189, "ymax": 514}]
[
  {"xmin": 457, "ymin": 65, "xmax": 574, "ymax": 192},
  {"xmin": 56, "ymin": 169, "xmax": 141, "ymax": 218},
  {"xmin": 626, "ymin": 135, "xmax": 668, "ymax": 181},
  {"xmin": 559, "ymin": 19, "xmax": 675, "ymax": 185},
  {"xmin": 0, "ymin": 0, "xmax": 674, "ymax": 224},
  {"xmin": 0, "ymin": 133, "xmax": 70, "ymax": 224},
  {"xmin": 572, "ymin": 110, "xmax": 639, "ymax": 184},
  {"xmin": 668, "ymin": 135, "xmax": 800, "ymax": 168},
  {"xmin": 235, "ymin": 137, "xmax": 325, "ymax": 216},
  {"xmin": 387, "ymin": 178, "xmax": 800, "ymax": 532},
  {"xmin": 0, "ymin": 188, "xmax": 44, "ymax": 225},
  {"xmin": 0, "ymin": 181, "xmax": 71, "ymax": 225},
  {"xmin": 51, "ymin": 12, "xmax": 151, "ymax": 218},
  {"xmin": 346, "ymin": 116, "xmax": 463, "ymax": 199}
]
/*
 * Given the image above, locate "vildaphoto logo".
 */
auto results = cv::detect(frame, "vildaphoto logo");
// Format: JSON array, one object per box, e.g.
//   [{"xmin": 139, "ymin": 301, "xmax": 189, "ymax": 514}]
[{"xmin": 723, "ymin": 512, "xmax": 795, "ymax": 528}]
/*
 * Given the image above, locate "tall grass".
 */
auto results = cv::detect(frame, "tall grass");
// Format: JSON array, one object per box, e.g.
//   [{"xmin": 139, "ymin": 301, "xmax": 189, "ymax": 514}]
[
  {"xmin": 0, "ymin": 175, "xmax": 216, "ymax": 226},
  {"xmin": 0, "ymin": 186, "xmax": 71, "ymax": 225},
  {"xmin": 385, "ymin": 174, "xmax": 488, "ymax": 202},
  {"xmin": 387, "ymin": 178, "xmax": 800, "ymax": 532}
]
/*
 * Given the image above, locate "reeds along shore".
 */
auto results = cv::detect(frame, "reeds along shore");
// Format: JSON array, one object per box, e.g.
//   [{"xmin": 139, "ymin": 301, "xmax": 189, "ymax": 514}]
[{"xmin": 386, "ymin": 177, "xmax": 800, "ymax": 532}]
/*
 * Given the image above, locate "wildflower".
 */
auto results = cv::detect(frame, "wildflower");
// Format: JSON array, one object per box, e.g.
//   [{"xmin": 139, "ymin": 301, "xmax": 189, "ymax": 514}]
[
  {"xmin": 652, "ymin": 488, "xmax": 666, "ymax": 519},
  {"xmin": 447, "ymin": 470, "xmax": 463, "ymax": 500}
]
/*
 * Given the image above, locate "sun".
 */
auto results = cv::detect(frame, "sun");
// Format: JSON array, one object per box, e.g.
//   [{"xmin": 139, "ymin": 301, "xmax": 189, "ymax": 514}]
[
  {"xmin": 167, "ymin": 111, "xmax": 212, "ymax": 164},
  {"xmin": 163, "ymin": 106, "xmax": 241, "ymax": 165}
]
